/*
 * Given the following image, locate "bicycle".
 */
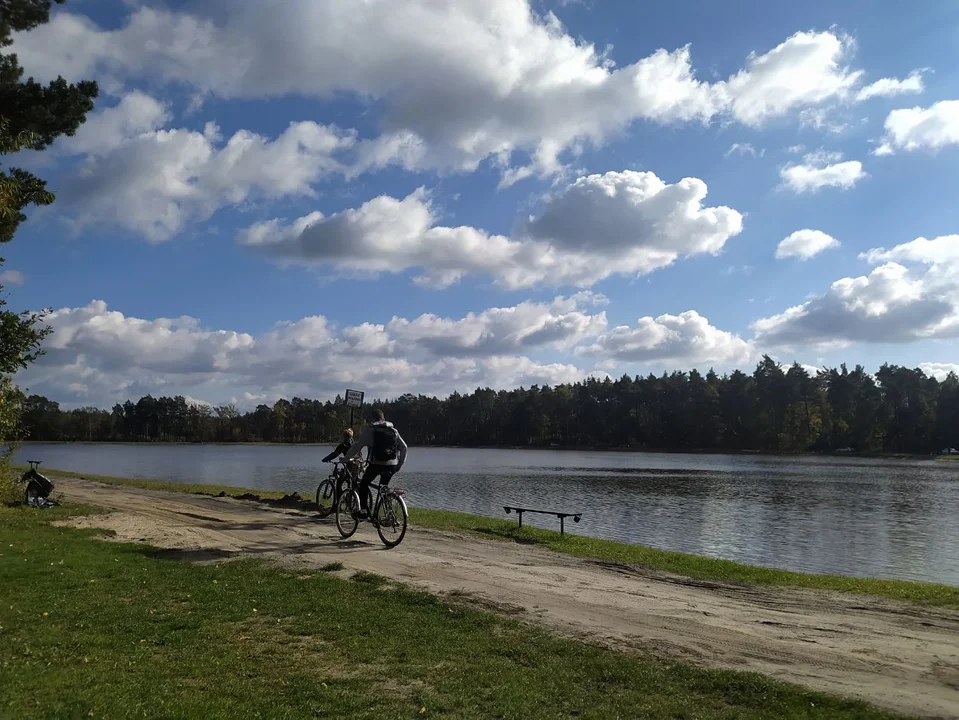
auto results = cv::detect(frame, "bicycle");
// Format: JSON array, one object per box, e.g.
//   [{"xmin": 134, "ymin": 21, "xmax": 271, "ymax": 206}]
[
  {"xmin": 335, "ymin": 479, "xmax": 408, "ymax": 548},
  {"xmin": 315, "ymin": 458, "xmax": 364, "ymax": 518},
  {"xmin": 21, "ymin": 460, "xmax": 57, "ymax": 507}
]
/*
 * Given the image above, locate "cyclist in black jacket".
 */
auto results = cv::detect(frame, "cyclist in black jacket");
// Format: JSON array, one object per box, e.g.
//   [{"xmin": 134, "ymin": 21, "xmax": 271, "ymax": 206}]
[
  {"xmin": 345, "ymin": 409, "xmax": 408, "ymax": 519},
  {"xmin": 322, "ymin": 429, "xmax": 354, "ymax": 463}
]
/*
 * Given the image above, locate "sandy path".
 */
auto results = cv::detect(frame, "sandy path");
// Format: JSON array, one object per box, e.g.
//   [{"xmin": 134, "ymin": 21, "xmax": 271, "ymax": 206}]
[{"xmin": 55, "ymin": 477, "xmax": 959, "ymax": 718}]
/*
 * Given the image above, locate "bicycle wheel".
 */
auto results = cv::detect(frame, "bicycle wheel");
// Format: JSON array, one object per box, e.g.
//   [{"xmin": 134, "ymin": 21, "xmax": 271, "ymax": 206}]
[
  {"xmin": 315, "ymin": 479, "xmax": 336, "ymax": 518},
  {"xmin": 375, "ymin": 491, "xmax": 408, "ymax": 548},
  {"xmin": 335, "ymin": 489, "xmax": 361, "ymax": 539}
]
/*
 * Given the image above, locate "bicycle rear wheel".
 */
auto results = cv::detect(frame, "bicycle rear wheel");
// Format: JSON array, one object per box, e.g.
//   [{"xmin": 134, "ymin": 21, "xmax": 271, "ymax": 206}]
[
  {"xmin": 375, "ymin": 491, "xmax": 408, "ymax": 548},
  {"xmin": 315, "ymin": 479, "xmax": 336, "ymax": 518},
  {"xmin": 335, "ymin": 490, "xmax": 361, "ymax": 538}
]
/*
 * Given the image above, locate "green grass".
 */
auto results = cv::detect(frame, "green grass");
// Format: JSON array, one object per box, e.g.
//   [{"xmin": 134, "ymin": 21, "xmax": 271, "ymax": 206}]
[
  {"xmin": 0, "ymin": 504, "xmax": 898, "ymax": 719},
  {"xmin": 35, "ymin": 466, "xmax": 959, "ymax": 609}
]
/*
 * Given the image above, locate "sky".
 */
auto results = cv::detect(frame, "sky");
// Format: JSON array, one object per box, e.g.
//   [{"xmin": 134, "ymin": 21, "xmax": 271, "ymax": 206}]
[{"xmin": 4, "ymin": 0, "xmax": 959, "ymax": 409}]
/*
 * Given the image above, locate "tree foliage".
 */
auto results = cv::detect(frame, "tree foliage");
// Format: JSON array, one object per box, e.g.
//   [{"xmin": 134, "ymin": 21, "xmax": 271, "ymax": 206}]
[
  {"xmin": 18, "ymin": 357, "xmax": 959, "ymax": 454},
  {"xmin": 1, "ymin": 0, "xmax": 98, "ymax": 241},
  {"xmin": 0, "ymin": 1, "xmax": 97, "ymax": 503}
]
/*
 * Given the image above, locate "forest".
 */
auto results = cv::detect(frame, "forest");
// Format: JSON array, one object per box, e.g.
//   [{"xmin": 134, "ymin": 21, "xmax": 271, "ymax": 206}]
[{"xmin": 17, "ymin": 356, "xmax": 959, "ymax": 455}]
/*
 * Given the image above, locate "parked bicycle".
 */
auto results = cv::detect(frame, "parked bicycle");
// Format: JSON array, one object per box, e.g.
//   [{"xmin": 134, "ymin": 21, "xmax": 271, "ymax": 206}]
[
  {"xmin": 315, "ymin": 458, "xmax": 364, "ymax": 518},
  {"xmin": 335, "ymin": 480, "xmax": 408, "ymax": 548},
  {"xmin": 21, "ymin": 461, "xmax": 57, "ymax": 507}
]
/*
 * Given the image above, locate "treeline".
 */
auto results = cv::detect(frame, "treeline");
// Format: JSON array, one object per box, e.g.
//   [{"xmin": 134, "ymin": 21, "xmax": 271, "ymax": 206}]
[{"xmin": 18, "ymin": 357, "xmax": 959, "ymax": 454}]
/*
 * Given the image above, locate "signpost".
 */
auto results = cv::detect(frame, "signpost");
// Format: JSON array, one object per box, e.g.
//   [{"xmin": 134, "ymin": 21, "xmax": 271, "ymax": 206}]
[{"xmin": 345, "ymin": 389, "xmax": 364, "ymax": 430}]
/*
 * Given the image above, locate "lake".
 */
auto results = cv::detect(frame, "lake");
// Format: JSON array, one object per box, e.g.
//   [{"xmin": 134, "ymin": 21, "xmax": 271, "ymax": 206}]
[{"xmin": 15, "ymin": 443, "xmax": 959, "ymax": 585}]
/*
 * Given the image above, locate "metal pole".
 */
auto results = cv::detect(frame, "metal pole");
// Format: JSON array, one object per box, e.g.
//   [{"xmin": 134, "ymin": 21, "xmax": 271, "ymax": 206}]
[
  {"xmin": 518, "ymin": 510, "xmax": 523, "ymax": 528},
  {"xmin": 560, "ymin": 516, "xmax": 565, "ymax": 536},
  {"xmin": 350, "ymin": 407, "xmax": 354, "ymax": 432}
]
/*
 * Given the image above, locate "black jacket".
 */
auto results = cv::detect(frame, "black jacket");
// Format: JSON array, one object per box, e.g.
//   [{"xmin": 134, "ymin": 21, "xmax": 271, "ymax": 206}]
[{"xmin": 322, "ymin": 438, "xmax": 354, "ymax": 463}]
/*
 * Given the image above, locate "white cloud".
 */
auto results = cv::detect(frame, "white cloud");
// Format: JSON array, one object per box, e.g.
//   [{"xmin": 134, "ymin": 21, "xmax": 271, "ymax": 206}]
[
  {"xmin": 752, "ymin": 263, "xmax": 952, "ymax": 347},
  {"xmin": 57, "ymin": 91, "xmax": 171, "ymax": 157},
  {"xmin": 920, "ymin": 363, "xmax": 959, "ymax": 381},
  {"xmin": 12, "ymin": 4, "xmax": 883, "ymax": 181},
  {"xmin": 874, "ymin": 100, "xmax": 959, "ymax": 155},
  {"xmin": 241, "ymin": 170, "xmax": 743, "ymax": 289},
  {"xmin": 859, "ymin": 235, "xmax": 959, "ymax": 266},
  {"xmin": 384, "ymin": 293, "xmax": 609, "ymax": 357},
  {"xmin": 779, "ymin": 149, "xmax": 866, "ymax": 193},
  {"xmin": 725, "ymin": 143, "xmax": 763, "ymax": 158},
  {"xmin": 17, "ymin": 296, "xmax": 612, "ymax": 407},
  {"xmin": 59, "ymin": 112, "xmax": 357, "ymax": 242},
  {"xmin": 754, "ymin": 234, "xmax": 959, "ymax": 347},
  {"xmin": 855, "ymin": 70, "xmax": 925, "ymax": 102},
  {"xmin": 577, "ymin": 310, "xmax": 753, "ymax": 366},
  {"xmin": 0, "ymin": 270, "xmax": 26, "ymax": 286},
  {"xmin": 775, "ymin": 229, "xmax": 840, "ymax": 260},
  {"xmin": 721, "ymin": 30, "xmax": 861, "ymax": 126}
]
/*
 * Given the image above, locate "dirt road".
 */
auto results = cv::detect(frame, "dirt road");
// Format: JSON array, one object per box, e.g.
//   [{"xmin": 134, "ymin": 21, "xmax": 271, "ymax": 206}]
[{"xmin": 57, "ymin": 477, "xmax": 959, "ymax": 718}]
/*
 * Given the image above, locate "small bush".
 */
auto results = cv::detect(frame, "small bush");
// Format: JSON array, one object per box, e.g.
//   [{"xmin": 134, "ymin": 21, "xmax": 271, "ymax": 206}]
[{"xmin": 0, "ymin": 453, "xmax": 24, "ymax": 506}]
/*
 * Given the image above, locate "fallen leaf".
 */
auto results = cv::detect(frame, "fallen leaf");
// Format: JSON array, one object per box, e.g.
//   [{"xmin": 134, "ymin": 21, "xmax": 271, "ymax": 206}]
[{"xmin": 42, "ymin": 612, "xmax": 48, "ymax": 617}]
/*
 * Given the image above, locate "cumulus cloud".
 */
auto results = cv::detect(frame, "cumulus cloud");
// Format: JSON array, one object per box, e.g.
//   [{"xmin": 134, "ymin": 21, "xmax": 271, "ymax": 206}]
[
  {"xmin": 241, "ymin": 170, "xmax": 743, "ymax": 289},
  {"xmin": 577, "ymin": 310, "xmax": 753, "ymax": 366},
  {"xmin": 723, "ymin": 30, "xmax": 860, "ymax": 126},
  {"xmin": 11, "ymin": 3, "xmax": 888, "ymax": 180},
  {"xmin": 56, "ymin": 91, "xmax": 172, "ymax": 157},
  {"xmin": 58, "ymin": 110, "xmax": 357, "ymax": 242},
  {"xmin": 855, "ymin": 70, "xmax": 926, "ymax": 102},
  {"xmin": 859, "ymin": 235, "xmax": 959, "ymax": 266},
  {"xmin": 779, "ymin": 149, "xmax": 866, "ymax": 193},
  {"xmin": 874, "ymin": 100, "xmax": 959, "ymax": 155},
  {"xmin": 17, "ymin": 296, "xmax": 617, "ymax": 407},
  {"xmin": 753, "ymin": 234, "xmax": 959, "ymax": 347},
  {"xmin": 775, "ymin": 229, "xmax": 840, "ymax": 260},
  {"xmin": 919, "ymin": 363, "xmax": 959, "ymax": 381}
]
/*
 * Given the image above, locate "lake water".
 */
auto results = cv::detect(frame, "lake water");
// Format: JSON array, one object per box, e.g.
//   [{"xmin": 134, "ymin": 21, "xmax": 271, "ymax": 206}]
[{"xmin": 15, "ymin": 443, "xmax": 959, "ymax": 585}]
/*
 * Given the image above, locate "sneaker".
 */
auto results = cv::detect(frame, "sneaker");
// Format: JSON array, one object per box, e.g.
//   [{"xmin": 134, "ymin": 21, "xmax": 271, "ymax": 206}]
[{"xmin": 352, "ymin": 510, "xmax": 369, "ymax": 520}]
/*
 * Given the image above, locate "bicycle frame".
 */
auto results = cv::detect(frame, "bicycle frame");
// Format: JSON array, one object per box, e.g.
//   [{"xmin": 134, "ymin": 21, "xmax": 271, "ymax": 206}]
[{"xmin": 367, "ymin": 482, "xmax": 405, "ymax": 526}]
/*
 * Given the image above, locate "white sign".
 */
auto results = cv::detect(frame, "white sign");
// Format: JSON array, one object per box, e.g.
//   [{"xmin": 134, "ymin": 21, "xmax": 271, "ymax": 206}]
[{"xmin": 345, "ymin": 389, "xmax": 365, "ymax": 408}]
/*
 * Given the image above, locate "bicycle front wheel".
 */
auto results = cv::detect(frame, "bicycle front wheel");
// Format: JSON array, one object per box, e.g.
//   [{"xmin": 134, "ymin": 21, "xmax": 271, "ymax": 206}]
[
  {"xmin": 315, "ymin": 479, "xmax": 335, "ymax": 518},
  {"xmin": 335, "ymin": 490, "xmax": 361, "ymax": 539},
  {"xmin": 375, "ymin": 492, "xmax": 408, "ymax": 548}
]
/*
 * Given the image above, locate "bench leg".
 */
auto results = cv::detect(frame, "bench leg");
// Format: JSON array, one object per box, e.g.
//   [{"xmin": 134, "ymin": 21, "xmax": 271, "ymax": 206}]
[
  {"xmin": 560, "ymin": 516, "xmax": 565, "ymax": 536},
  {"xmin": 517, "ymin": 510, "xmax": 523, "ymax": 528}
]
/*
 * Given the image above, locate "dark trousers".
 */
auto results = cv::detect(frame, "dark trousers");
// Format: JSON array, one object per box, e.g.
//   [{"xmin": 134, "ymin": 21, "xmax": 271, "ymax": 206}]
[{"xmin": 359, "ymin": 464, "xmax": 395, "ymax": 510}]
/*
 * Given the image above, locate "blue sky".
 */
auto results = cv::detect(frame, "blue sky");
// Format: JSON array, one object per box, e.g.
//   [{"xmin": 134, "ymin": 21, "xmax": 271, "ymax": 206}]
[{"xmin": 5, "ymin": 0, "xmax": 959, "ymax": 408}]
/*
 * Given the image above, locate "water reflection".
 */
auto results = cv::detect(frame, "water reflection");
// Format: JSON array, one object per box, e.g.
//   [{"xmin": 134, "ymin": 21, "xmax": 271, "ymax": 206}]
[{"xmin": 16, "ymin": 443, "xmax": 959, "ymax": 585}]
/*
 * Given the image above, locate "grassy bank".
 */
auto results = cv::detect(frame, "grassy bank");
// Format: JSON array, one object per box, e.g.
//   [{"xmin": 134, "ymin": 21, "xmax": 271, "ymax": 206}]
[
  {"xmin": 33, "ymin": 466, "xmax": 959, "ymax": 609},
  {"xmin": 0, "ymin": 504, "xmax": 898, "ymax": 719}
]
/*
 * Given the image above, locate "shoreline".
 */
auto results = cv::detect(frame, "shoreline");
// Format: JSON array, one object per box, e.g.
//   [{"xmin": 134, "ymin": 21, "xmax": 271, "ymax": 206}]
[
  {"xmin": 34, "ymin": 465, "xmax": 959, "ymax": 608},
  {"xmin": 14, "ymin": 439, "xmax": 951, "ymax": 461}
]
